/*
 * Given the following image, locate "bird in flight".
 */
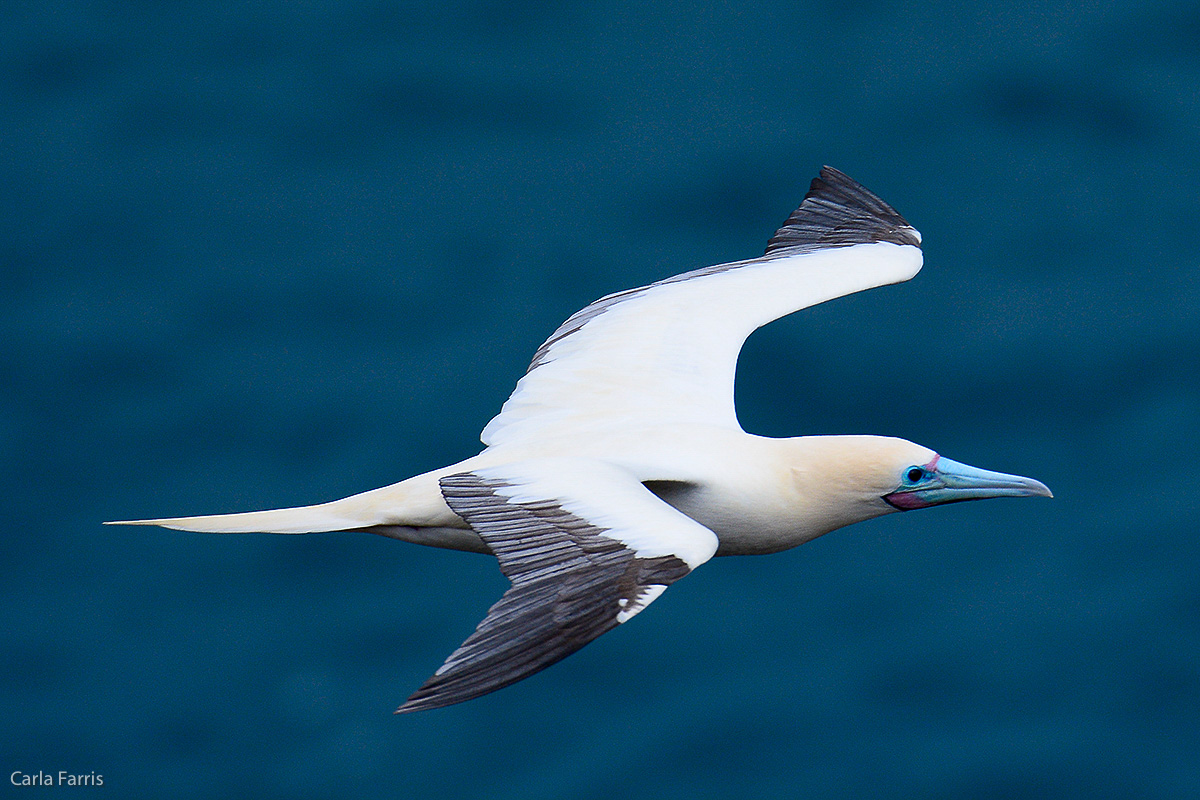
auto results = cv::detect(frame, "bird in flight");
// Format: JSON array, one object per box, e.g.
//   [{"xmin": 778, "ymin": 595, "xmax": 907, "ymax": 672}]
[{"xmin": 110, "ymin": 167, "xmax": 1051, "ymax": 713}]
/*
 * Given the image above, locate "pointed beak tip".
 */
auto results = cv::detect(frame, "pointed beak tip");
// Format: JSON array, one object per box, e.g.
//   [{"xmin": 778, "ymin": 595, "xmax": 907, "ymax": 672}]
[
  {"xmin": 995, "ymin": 474, "xmax": 1054, "ymax": 500},
  {"xmin": 1016, "ymin": 474, "xmax": 1053, "ymax": 499},
  {"xmin": 925, "ymin": 458, "xmax": 1055, "ymax": 505}
]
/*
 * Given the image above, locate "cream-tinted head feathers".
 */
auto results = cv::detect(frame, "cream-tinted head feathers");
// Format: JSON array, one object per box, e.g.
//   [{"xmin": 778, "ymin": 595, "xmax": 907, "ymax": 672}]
[
  {"xmin": 789, "ymin": 435, "xmax": 934, "ymax": 501},
  {"xmin": 782, "ymin": 435, "xmax": 936, "ymax": 542}
]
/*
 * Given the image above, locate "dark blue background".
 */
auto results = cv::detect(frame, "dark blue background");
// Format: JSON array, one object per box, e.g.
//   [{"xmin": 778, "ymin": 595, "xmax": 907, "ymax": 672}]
[{"xmin": 4, "ymin": 1, "xmax": 1197, "ymax": 797}]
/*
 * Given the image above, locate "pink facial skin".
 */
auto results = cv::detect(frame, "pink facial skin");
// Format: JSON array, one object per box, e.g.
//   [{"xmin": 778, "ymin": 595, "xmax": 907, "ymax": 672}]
[{"xmin": 882, "ymin": 489, "xmax": 932, "ymax": 510}]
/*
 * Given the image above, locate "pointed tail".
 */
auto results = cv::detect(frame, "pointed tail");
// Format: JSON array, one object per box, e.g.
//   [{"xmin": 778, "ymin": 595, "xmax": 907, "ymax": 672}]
[
  {"xmin": 104, "ymin": 468, "xmax": 456, "ymax": 534},
  {"xmin": 104, "ymin": 499, "xmax": 384, "ymax": 534}
]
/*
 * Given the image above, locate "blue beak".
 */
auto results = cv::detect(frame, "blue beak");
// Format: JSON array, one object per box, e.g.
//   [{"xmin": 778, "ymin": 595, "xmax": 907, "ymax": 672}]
[{"xmin": 883, "ymin": 456, "xmax": 1053, "ymax": 511}]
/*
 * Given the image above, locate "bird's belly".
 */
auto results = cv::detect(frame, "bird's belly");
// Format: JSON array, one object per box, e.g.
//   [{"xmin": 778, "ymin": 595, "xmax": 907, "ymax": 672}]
[{"xmin": 644, "ymin": 480, "xmax": 813, "ymax": 556}]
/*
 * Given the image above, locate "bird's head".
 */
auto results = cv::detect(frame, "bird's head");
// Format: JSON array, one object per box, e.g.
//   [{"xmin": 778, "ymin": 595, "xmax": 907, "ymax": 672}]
[{"xmin": 788, "ymin": 436, "xmax": 1052, "ymax": 536}]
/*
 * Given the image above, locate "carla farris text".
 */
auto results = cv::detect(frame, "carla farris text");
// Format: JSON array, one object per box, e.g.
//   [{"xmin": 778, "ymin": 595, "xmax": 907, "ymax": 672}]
[{"xmin": 11, "ymin": 771, "xmax": 103, "ymax": 787}]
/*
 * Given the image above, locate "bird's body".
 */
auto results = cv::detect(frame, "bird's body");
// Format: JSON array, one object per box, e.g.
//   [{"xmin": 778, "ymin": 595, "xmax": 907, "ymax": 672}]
[{"xmin": 110, "ymin": 168, "xmax": 1051, "ymax": 712}]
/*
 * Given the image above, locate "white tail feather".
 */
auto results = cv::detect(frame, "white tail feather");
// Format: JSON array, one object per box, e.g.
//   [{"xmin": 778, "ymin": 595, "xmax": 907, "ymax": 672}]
[
  {"xmin": 104, "ymin": 500, "xmax": 382, "ymax": 534},
  {"xmin": 106, "ymin": 470, "xmax": 454, "ymax": 534}
]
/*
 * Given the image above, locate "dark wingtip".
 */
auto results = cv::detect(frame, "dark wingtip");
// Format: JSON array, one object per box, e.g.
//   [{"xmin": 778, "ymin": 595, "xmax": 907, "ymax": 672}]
[
  {"xmin": 394, "ymin": 700, "xmax": 423, "ymax": 715},
  {"xmin": 394, "ymin": 680, "xmax": 466, "ymax": 714},
  {"xmin": 393, "ymin": 673, "xmax": 465, "ymax": 714},
  {"xmin": 765, "ymin": 166, "xmax": 921, "ymax": 255}
]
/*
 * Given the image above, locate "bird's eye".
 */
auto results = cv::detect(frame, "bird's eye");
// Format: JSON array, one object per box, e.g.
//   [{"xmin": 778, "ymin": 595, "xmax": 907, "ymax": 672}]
[{"xmin": 906, "ymin": 467, "xmax": 925, "ymax": 483}]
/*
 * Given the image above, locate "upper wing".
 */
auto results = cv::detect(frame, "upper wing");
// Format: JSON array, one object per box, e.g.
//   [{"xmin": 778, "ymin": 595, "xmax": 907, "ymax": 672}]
[
  {"xmin": 481, "ymin": 167, "xmax": 923, "ymax": 447},
  {"xmin": 396, "ymin": 458, "xmax": 719, "ymax": 713}
]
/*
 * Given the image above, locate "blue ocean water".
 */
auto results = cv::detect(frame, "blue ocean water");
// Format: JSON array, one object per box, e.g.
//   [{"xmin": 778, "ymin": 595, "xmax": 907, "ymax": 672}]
[{"xmin": 3, "ymin": 1, "xmax": 1198, "ymax": 797}]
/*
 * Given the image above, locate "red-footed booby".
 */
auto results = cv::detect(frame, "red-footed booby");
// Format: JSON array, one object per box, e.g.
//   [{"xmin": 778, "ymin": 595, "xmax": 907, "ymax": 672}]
[{"xmin": 109, "ymin": 167, "xmax": 1051, "ymax": 713}]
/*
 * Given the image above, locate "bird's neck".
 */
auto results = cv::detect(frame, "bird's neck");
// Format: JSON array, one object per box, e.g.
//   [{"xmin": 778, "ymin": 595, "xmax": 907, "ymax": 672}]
[{"xmin": 779, "ymin": 434, "xmax": 911, "ymax": 534}]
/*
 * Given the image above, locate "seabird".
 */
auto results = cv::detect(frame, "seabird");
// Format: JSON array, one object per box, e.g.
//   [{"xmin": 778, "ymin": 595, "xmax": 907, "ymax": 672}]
[{"xmin": 110, "ymin": 167, "xmax": 1052, "ymax": 713}]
